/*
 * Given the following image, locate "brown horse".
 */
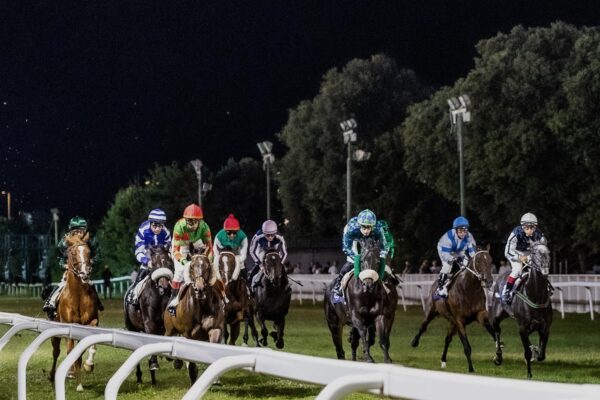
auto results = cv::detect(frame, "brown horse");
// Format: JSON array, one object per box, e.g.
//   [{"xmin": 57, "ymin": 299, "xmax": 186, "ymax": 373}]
[
  {"xmin": 163, "ymin": 253, "xmax": 225, "ymax": 384},
  {"xmin": 48, "ymin": 233, "xmax": 100, "ymax": 392},
  {"xmin": 324, "ymin": 238, "xmax": 398, "ymax": 363},
  {"xmin": 124, "ymin": 245, "xmax": 173, "ymax": 384},
  {"xmin": 410, "ymin": 248, "xmax": 495, "ymax": 372},
  {"xmin": 219, "ymin": 250, "xmax": 252, "ymax": 345}
]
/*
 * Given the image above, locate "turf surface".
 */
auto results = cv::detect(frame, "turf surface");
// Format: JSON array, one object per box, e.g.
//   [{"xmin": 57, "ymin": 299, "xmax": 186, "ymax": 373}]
[{"xmin": 0, "ymin": 297, "xmax": 598, "ymax": 399}]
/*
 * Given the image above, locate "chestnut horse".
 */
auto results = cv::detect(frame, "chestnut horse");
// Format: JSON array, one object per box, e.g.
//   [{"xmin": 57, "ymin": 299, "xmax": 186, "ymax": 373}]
[
  {"xmin": 48, "ymin": 233, "xmax": 100, "ymax": 392},
  {"xmin": 124, "ymin": 245, "xmax": 173, "ymax": 384},
  {"xmin": 410, "ymin": 248, "xmax": 495, "ymax": 372},
  {"xmin": 324, "ymin": 238, "xmax": 398, "ymax": 363},
  {"xmin": 219, "ymin": 250, "xmax": 252, "ymax": 345},
  {"xmin": 489, "ymin": 242, "xmax": 553, "ymax": 378},
  {"xmin": 163, "ymin": 252, "xmax": 225, "ymax": 384}
]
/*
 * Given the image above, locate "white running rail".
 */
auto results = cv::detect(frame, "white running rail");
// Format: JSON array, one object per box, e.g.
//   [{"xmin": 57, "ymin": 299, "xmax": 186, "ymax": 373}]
[{"xmin": 1, "ymin": 312, "xmax": 599, "ymax": 400}]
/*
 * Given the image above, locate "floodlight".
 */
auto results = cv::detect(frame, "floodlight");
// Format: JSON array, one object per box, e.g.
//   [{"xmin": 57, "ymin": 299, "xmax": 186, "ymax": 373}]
[
  {"xmin": 257, "ymin": 141, "xmax": 273, "ymax": 156},
  {"xmin": 339, "ymin": 118, "xmax": 357, "ymax": 132},
  {"xmin": 447, "ymin": 97, "xmax": 460, "ymax": 111},
  {"xmin": 459, "ymin": 94, "xmax": 471, "ymax": 108}
]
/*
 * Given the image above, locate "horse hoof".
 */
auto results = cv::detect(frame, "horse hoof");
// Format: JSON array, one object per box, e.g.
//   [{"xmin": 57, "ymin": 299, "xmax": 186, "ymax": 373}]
[
  {"xmin": 83, "ymin": 362, "xmax": 94, "ymax": 372},
  {"xmin": 76, "ymin": 384, "xmax": 84, "ymax": 392},
  {"xmin": 410, "ymin": 338, "xmax": 419, "ymax": 348},
  {"xmin": 173, "ymin": 359, "xmax": 184, "ymax": 370},
  {"xmin": 276, "ymin": 340, "xmax": 284, "ymax": 349},
  {"xmin": 494, "ymin": 356, "xmax": 503, "ymax": 366},
  {"xmin": 441, "ymin": 361, "xmax": 447, "ymax": 369}
]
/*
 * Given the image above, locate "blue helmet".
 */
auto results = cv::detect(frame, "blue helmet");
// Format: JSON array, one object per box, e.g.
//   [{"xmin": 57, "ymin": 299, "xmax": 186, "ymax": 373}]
[
  {"xmin": 452, "ymin": 216, "xmax": 469, "ymax": 229},
  {"xmin": 357, "ymin": 209, "xmax": 377, "ymax": 226},
  {"xmin": 148, "ymin": 208, "xmax": 167, "ymax": 223}
]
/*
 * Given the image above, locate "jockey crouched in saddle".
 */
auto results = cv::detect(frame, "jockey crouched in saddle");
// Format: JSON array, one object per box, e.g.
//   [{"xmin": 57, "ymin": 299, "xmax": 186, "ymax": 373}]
[
  {"xmin": 434, "ymin": 216, "xmax": 477, "ymax": 299},
  {"xmin": 43, "ymin": 216, "xmax": 104, "ymax": 317},
  {"xmin": 248, "ymin": 219, "xmax": 290, "ymax": 293},
  {"xmin": 126, "ymin": 208, "xmax": 171, "ymax": 305},
  {"xmin": 502, "ymin": 212, "xmax": 546, "ymax": 305},
  {"xmin": 332, "ymin": 209, "xmax": 393, "ymax": 298},
  {"xmin": 212, "ymin": 214, "xmax": 249, "ymax": 294},
  {"xmin": 167, "ymin": 204, "xmax": 228, "ymax": 315}
]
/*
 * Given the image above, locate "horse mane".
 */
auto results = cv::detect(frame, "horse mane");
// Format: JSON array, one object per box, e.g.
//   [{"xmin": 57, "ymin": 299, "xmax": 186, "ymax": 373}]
[{"xmin": 65, "ymin": 233, "xmax": 89, "ymax": 247}]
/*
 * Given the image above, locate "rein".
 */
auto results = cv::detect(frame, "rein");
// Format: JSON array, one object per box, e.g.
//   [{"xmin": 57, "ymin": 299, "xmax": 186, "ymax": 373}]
[
  {"xmin": 514, "ymin": 262, "xmax": 552, "ymax": 309},
  {"xmin": 463, "ymin": 250, "xmax": 488, "ymax": 282}
]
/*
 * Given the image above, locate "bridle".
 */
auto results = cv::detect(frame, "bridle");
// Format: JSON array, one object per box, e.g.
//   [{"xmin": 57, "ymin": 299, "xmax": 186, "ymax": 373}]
[
  {"xmin": 263, "ymin": 251, "xmax": 281, "ymax": 282},
  {"xmin": 190, "ymin": 254, "xmax": 211, "ymax": 299},
  {"xmin": 220, "ymin": 251, "xmax": 236, "ymax": 282},
  {"xmin": 67, "ymin": 244, "xmax": 92, "ymax": 282},
  {"xmin": 463, "ymin": 250, "xmax": 491, "ymax": 286}
]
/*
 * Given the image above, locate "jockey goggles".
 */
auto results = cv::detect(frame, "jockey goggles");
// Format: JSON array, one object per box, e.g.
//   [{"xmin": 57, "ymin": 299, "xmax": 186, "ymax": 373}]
[
  {"xmin": 151, "ymin": 222, "xmax": 164, "ymax": 228},
  {"xmin": 455, "ymin": 227, "xmax": 468, "ymax": 232},
  {"xmin": 226, "ymin": 230, "xmax": 238, "ymax": 236},
  {"xmin": 360, "ymin": 224, "xmax": 373, "ymax": 231},
  {"xmin": 522, "ymin": 224, "xmax": 536, "ymax": 231},
  {"xmin": 185, "ymin": 218, "xmax": 200, "ymax": 227}
]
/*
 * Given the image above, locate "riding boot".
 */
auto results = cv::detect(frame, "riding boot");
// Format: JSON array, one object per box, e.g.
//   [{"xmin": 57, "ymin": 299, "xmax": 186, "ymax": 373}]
[
  {"xmin": 128, "ymin": 267, "xmax": 149, "ymax": 305},
  {"xmin": 435, "ymin": 273, "xmax": 449, "ymax": 298},
  {"xmin": 42, "ymin": 286, "xmax": 60, "ymax": 314},
  {"xmin": 332, "ymin": 274, "xmax": 343, "ymax": 297},
  {"xmin": 252, "ymin": 270, "xmax": 264, "ymax": 293},
  {"xmin": 239, "ymin": 268, "xmax": 249, "ymax": 282},
  {"xmin": 167, "ymin": 287, "xmax": 180, "ymax": 316},
  {"xmin": 502, "ymin": 280, "xmax": 515, "ymax": 305}
]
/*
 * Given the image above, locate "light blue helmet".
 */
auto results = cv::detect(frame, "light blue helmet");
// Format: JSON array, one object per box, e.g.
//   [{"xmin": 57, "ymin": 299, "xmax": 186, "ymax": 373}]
[
  {"xmin": 357, "ymin": 209, "xmax": 377, "ymax": 226},
  {"xmin": 148, "ymin": 208, "xmax": 167, "ymax": 223},
  {"xmin": 452, "ymin": 216, "xmax": 469, "ymax": 229}
]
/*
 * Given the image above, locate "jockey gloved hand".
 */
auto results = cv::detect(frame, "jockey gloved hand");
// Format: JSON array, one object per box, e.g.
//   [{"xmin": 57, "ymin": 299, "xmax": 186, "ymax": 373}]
[
  {"xmin": 141, "ymin": 256, "xmax": 150, "ymax": 266},
  {"xmin": 379, "ymin": 250, "xmax": 387, "ymax": 259}
]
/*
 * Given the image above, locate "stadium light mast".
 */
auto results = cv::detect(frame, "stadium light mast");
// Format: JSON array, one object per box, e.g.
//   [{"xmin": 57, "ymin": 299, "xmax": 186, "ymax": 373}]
[
  {"xmin": 447, "ymin": 94, "xmax": 472, "ymax": 216},
  {"xmin": 340, "ymin": 118, "xmax": 358, "ymax": 221},
  {"xmin": 1, "ymin": 191, "xmax": 11, "ymax": 220},
  {"xmin": 50, "ymin": 208, "xmax": 59, "ymax": 245},
  {"xmin": 257, "ymin": 141, "xmax": 275, "ymax": 220},
  {"xmin": 190, "ymin": 159, "xmax": 204, "ymax": 207}
]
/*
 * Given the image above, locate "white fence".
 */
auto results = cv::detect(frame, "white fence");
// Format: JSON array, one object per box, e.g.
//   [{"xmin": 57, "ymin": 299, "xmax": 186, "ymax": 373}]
[
  {"xmin": 1, "ymin": 312, "xmax": 599, "ymax": 400},
  {"xmin": 291, "ymin": 274, "xmax": 600, "ymax": 320},
  {"xmin": 0, "ymin": 276, "xmax": 131, "ymax": 298}
]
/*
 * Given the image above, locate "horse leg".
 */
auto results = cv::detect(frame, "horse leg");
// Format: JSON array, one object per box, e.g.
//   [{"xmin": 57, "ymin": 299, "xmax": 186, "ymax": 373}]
[
  {"xmin": 67, "ymin": 338, "xmax": 84, "ymax": 392},
  {"xmin": 519, "ymin": 327, "xmax": 533, "ymax": 378},
  {"xmin": 136, "ymin": 363, "xmax": 143, "ymax": 384},
  {"xmin": 490, "ymin": 309, "xmax": 507, "ymax": 366},
  {"xmin": 326, "ymin": 317, "xmax": 345, "ymax": 360},
  {"xmin": 537, "ymin": 324, "xmax": 550, "ymax": 362},
  {"xmin": 357, "ymin": 324, "xmax": 374, "ymax": 363},
  {"xmin": 258, "ymin": 316, "xmax": 269, "ymax": 347},
  {"xmin": 455, "ymin": 322, "xmax": 474, "ymax": 373},
  {"xmin": 350, "ymin": 328, "xmax": 360, "ymax": 361},
  {"xmin": 410, "ymin": 304, "xmax": 438, "ymax": 347},
  {"xmin": 441, "ymin": 324, "xmax": 457, "ymax": 369},
  {"xmin": 224, "ymin": 324, "xmax": 230, "ymax": 344},
  {"xmin": 83, "ymin": 344, "xmax": 96, "ymax": 373},
  {"xmin": 376, "ymin": 315, "xmax": 392, "ymax": 363},
  {"xmin": 149, "ymin": 355, "xmax": 159, "ymax": 385},
  {"xmin": 229, "ymin": 322, "xmax": 241, "ymax": 345},
  {"xmin": 275, "ymin": 318, "xmax": 285, "ymax": 349},
  {"xmin": 48, "ymin": 336, "xmax": 61, "ymax": 382},
  {"xmin": 188, "ymin": 362, "xmax": 198, "ymax": 385}
]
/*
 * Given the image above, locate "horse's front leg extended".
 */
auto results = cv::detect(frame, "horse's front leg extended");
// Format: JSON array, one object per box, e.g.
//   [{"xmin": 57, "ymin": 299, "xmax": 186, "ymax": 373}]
[
  {"xmin": 519, "ymin": 328, "xmax": 533, "ymax": 378},
  {"xmin": 350, "ymin": 328, "xmax": 359, "ymax": 361},
  {"xmin": 537, "ymin": 324, "xmax": 550, "ymax": 362},
  {"xmin": 441, "ymin": 323, "xmax": 457, "ymax": 369},
  {"xmin": 67, "ymin": 339, "xmax": 85, "ymax": 392},
  {"xmin": 455, "ymin": 322, "xmax": 474, "ymax": 373},
  {"xmin": 410, "ymin": 304, "xmax": 438, "ymax": 347},
  {"xmin": 351, "ymin": 313, "xmax": 373, "ymax": 363},
  {"xmin": 48, "ymin": 336, "xmax": 61, "ymax": 382},
  {"xmin": 257, "ymin": 315, "xmax": 269, "ymax": 346},
  {"xmin": 275, "ymin": 318, "xmax": 285, "ymax": 349},
  {"xmin": 375, "ymin": 315, "xmax": 392, "ymax": 363}
]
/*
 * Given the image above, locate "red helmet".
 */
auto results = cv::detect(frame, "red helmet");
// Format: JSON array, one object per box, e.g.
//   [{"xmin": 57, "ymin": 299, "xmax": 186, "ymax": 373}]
[
  {"xmin": 223, "ymin": 214, "xmax": 240, "ymax": 231},
  {"xmin": 183, "ymin": 204, "xmax": 203, "ymax": 219}
]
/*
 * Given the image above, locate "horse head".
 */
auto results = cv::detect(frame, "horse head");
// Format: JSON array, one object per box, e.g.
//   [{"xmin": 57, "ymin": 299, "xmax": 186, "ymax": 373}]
[
  {"xmin": 65, "ymin": 235, "xmax": 92, "ymax": 282},
  {"xmin": 263, "ymin": 249, "xmax": 283, "ymax": 287},
  {"xmin": 470, "ymin": 245, "xmax": 493, "ymax": 289},
  {"xmin": 148, "ymin": 245, "xmax": 174, "ymax": 294},
  {"xmin": 530, "ymin": 242, "xmax": 551, "ymax": 274},
  {"xmin": 219, "ymin": 248, "xmax": 237, "ymax": 285},
  {"xmin": 189, "ymin": 254, "xmax": 212, "ymax": 300},
  {"xmin": 357, "ymin": 237, "xmax": 381, "ymax": 293}
]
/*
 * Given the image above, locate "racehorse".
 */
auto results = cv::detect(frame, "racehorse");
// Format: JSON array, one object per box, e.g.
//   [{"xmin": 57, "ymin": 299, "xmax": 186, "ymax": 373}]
[
  {"xmin": 124, "ymin": 245, "xmax": 173, "ymax": 384},
  {"xmin": 324, "ymin": 238, "xmax": 398, "ymax": 363},
  {"xmin": 163, "ymin": 251, "xmax": 225, "ymax": 384},
  {"xmin": 251, "ymin": 249, "xmax": 291, "ymax": 349},
  {"xmin": 48, "ymin": 233, "xmax": 100, "ymax": 392},
  {"xmin": 219, "ymin": 250, "xmax": 252, "ymax": 345},
  {"xmin": 410, "ymin": 247, "xmax": 495, "ymax": 372},
  {"xmin": 489, "ymin": 242, "xmax": 553, "ymax": 378}
]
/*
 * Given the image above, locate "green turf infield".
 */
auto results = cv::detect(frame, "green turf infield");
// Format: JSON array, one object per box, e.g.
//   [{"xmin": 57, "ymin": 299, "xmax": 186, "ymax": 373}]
[{"xmin": 0, "ymin": 297, "xmax": 598, "ymax": 400}]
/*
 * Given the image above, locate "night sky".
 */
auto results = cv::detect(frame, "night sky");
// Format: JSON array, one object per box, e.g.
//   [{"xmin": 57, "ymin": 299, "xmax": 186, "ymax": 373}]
[{"xmin": 2, "ymin": 1, "xmax": 599, "ymax": 221}]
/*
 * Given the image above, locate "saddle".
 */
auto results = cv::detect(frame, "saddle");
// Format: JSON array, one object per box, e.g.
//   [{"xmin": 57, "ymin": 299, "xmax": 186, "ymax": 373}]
[
  {"xmin": 126, "ymin": 276, "xmax": 150, "ymax": 306},
  {"xmin": 340, "ymin": 270, "xmax": 391, "ymax": 296}
]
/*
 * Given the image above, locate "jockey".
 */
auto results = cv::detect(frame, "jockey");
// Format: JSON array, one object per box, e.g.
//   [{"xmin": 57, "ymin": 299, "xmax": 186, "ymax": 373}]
[
  {"xmin": 42, "ymin": 216, "xmax": 104, "ymax": 316},
  {"xmin": 127, "ymin": 208, "xmax": 171, "ymax": 303},
  {"xmin": 248, "ymin": 219, "xmax": 289, "ymax": 291},
  {"xmin": 212, "ymin": 214, "xmax": 249, "ymax": 281},
  {"xmin": 167, "ymin": 204, "xmax": 226, "ymax": 315},
  {"xmin": 502, "ymin": 212, "xmax": 546, "ymax": 304},
  {"xmin": 332, "ymin": 209, "xmax": 388, "ymax": 297},
  {"xmin": 434, "ymin": 216, "xmax": 477, "ymax": 298}
]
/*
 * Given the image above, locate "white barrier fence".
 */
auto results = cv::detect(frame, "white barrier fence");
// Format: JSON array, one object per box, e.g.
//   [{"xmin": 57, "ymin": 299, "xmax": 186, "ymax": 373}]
[
  {"xmin": 1, "ymin": 312, "xmax": 599, "ymax": 400},
  {"xmin": 0, "ymin": 276, "xmax": 131, "ymax": 298},
  {"xmin": 291, "ymin": 274, "xmax": 600, "ymax": 320}
]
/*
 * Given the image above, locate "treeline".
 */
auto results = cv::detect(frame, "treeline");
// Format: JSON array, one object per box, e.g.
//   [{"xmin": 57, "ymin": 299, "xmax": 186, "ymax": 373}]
[{"xmin": 99, "ymin": 22, "xmax": 600, "ymax": 275}]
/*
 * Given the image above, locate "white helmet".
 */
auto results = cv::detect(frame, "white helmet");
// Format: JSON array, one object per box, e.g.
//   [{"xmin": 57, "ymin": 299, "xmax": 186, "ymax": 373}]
[{"xmin": 520, "ymin": 212, "xmax": 538, "ymax": 226}]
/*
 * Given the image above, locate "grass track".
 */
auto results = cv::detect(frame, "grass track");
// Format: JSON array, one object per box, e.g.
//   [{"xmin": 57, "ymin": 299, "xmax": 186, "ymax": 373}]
[{"xmin": 0, "ymin": 297, "xmax": 599, "ymax": 400}]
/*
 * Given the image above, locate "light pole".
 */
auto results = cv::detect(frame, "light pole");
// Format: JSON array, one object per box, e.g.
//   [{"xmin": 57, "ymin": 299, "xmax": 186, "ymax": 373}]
[
  {"xmin": 190, "ymin": 159, "xmax": 204, "ymax": 207},
  {"xmin": 1, "ymin": 191, "xmax": 11, "ymax": 220},
  {"xmin": 447, "ymin": 94, "xmax": 472, "ymax": 216},
  {"xmin": 257, "ymin": 141, "xmax": 275, "ymax": 220},
  {"xmin": 50, "ymin": 208, "xmax": 59, "ymax": 245},
  {"xmin": 340, "ymin": 118, "xmax": 357, "ymax": 221}
]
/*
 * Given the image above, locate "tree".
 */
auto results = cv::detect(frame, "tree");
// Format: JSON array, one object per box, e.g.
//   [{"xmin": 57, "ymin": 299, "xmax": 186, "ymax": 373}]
[{"xmin": 278, "ymin": 54, "xmax": 430, "ymax": 240}]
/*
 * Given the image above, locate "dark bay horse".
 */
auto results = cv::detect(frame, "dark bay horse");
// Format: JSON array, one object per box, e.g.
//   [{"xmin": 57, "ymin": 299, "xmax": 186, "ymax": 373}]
[
  {"xmin": 48, "ymin": 234, "xmax": 100, "ymax": 392},
  {"xmin": 163, "ymin": 253, "xmax": 225, "ymax": 384},
  {"xmin": 219, "ymin": 250, "xmax": 252, "ymax": 345},
  {"xmin": 325, "ymin": 238, "xmax": 398, "ymax": 363},
  {"xmin": 489, "ymin": 242, "xmax": 553, "ymax": 378},
  {"xmin": 124, "ymin": 245, "xmax": 173, "ymax": 384},
  {"xmin": 410, "ymin": 248, "xmax": 495, "ymax": 372},
  {"xmin": 252, "ymin": 250, "xmax": 291, "ymax": 349}
]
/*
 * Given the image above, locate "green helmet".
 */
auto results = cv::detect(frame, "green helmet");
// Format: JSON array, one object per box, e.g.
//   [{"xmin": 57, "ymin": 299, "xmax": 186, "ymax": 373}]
[{"xmin": 68, "ymin": 216, "xmax": 88, "ymax": 230}]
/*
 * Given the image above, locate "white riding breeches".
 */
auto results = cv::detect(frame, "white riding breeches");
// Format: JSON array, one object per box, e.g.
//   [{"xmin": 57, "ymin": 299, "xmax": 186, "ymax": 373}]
[
  {"xmin": 173, "ymin": 259, "xmax": 190, "ymax": 283},
  {"xmin": 440, "ymin": 261, "xmax": 453, "ymax": 274},
  {"xmin": 509, "ymin": 260, "xmax": 523, "ymax": 279}
]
